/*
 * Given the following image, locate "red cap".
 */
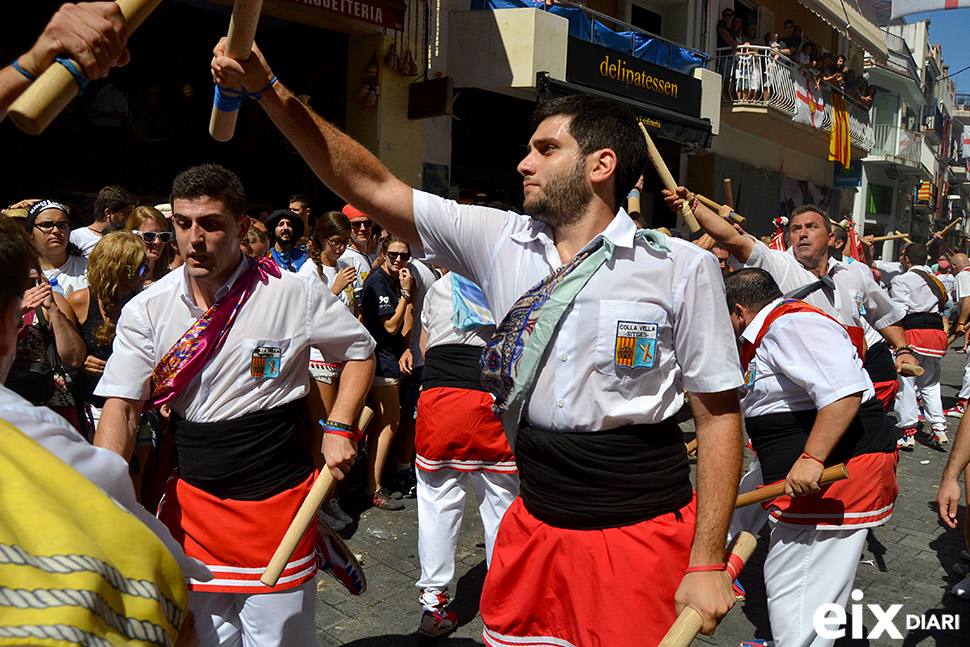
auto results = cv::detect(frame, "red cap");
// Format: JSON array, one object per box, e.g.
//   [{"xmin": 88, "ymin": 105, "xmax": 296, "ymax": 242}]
[{"xmin": 342, "ymin": 204, "xmax": 371, "ymax": 222}]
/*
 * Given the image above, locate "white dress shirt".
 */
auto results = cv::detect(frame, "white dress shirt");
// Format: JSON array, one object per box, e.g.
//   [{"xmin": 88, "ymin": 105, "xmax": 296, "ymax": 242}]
[
  {"xmin": 422, "ymin": 273, "xmax": 493, "ymax": 349},
  {"xmin": 740, "ymin": 299, "xmax": 875, "ymax": 418},
  {"xmin": 955, "ymin": 268, "xmax": 970, "ymax": 302},
  {"xmin": 413, "ymin": 190, "xmax": 743, "ymax": 432},
  {"xmin": 96, "ymin": 255, "xmax": 375, "ymax": 422},
  {"xmin": 890, "ymin": 265, "xmax": 942, "ymax": 315}
]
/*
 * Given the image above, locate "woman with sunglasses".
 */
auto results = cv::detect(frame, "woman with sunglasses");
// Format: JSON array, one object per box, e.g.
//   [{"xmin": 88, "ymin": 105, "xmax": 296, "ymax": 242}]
[
  {"xmin": 360, "ymin": 236, "xmax": 414, "ymax": 510},
  {"xmin": 68, "ymin": 232, "xmax": 146, "ymax": 433},
  {"xmin": 125, "ymin": 205, "xmax": 173, "ymax": 286},
  {"xmin": 299, "ymin": 211, "xmax": 360, "ymax": 529},
  {"xmin": 26, "ymin": 200, "xmax": 88, "ymax": 297}
]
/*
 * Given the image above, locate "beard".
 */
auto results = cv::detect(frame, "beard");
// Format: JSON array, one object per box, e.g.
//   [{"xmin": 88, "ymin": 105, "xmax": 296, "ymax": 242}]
[{"xmin": 523, "ymin": 158, "xmax": 593, "ymax": 229}]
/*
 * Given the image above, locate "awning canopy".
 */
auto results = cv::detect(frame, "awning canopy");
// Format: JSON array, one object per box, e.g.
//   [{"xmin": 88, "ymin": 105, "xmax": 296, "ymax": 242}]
[
  {"xmin": 537, "ymin": 74, "xmax": 713, "ymax": 150},
  {"xmin": 796, "ymin": 0, "xmax": 889, "ymax": 64}
]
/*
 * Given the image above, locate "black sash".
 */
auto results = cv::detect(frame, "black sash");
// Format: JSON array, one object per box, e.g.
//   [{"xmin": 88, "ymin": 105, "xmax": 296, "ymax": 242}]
[
  {"xmin": 515, "ymin": 419, "xmax": 691, "ymax": 530},
  {"xmin": 901, "ymin": 312, "xmax": 943, "ymax": 331},
  {"xmin": 863, "ymin": 341, "xmax": 897, "ymax": 384},
  {"xmin": 171, "ymin": 400, "xmax": 313, "ymax": 500},
  {"xmin": 422, "ymin": 344, "xmax": 485, "ymax": 392},
  {"xmin": 744, "ymin": 397, "xmax": 897, "ymax": 484}
]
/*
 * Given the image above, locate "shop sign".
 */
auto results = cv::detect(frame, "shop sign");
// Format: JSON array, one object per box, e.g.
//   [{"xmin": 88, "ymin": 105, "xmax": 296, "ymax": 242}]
[
  {"xmin": 833, "ymin": 162, "xmax": 862, "ymax": 187},
  {"xmin": 565, "ymin": 38, "xmax": 701, "ymax": 116},
  {"xmin": 278, "ymin": 0, "xmax": 405, "ymax": 31}
]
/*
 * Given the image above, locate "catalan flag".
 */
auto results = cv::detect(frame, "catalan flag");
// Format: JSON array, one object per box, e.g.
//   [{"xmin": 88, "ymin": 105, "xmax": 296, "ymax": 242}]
[{"xmin": 828, "ymin": 93, "xmax": 851, "ymax": 170}]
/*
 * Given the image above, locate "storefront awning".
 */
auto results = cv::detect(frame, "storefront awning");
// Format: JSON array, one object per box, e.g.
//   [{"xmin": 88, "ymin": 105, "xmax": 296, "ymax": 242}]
[
  {"xmin": 795, "ymin": 0, "xmax": 889, "ymax": 64},
  {"xmin": 537, "ymin": 74, "xmax": 712, "ymax": 150}
]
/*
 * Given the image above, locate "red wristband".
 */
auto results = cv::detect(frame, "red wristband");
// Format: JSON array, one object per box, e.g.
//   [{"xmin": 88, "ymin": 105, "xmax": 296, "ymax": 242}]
[
  {"xmin": 322, "ymin": 423, "xmax": 363, "ymax": 445},
  {"xmin": 726, "ymin": 553, "xmax": 745, "ymax": 579},
  {"xmin": 800, "ymin": 451, "xmax": 824, "ymax": 466},
  {"xmin": 685, "ymin": 563, "xmax": 727, "ymax": 574}
]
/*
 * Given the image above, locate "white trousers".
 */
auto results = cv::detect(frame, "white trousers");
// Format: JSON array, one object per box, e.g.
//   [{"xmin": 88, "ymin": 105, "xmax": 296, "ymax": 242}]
[
  {"xmin": 416, "ymin": 467, "xmax": 519, "ymax": 591},
  {"xmin": 895, "ymin": 355, "xmax": 945, "ymax": 431},
  {"xmin": 764, "ymin": 525, "xmax": 868, "ymax": 647},
  {"xmin": 190, "ymin": 579, "xmax": 316, "ymax": 647},
  {"xmin": 960, "ymin": 351, "xmax": 970, "ymax": 400},
  {"xmin": 728, "ymin": 458, "xmax": 769, "ymax": 543}
]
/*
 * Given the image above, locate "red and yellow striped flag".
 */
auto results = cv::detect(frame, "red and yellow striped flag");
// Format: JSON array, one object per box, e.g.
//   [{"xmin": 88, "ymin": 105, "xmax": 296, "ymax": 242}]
[{"xmin": 828, "ymin": 93, "xmax": 851, "ymax": 169}]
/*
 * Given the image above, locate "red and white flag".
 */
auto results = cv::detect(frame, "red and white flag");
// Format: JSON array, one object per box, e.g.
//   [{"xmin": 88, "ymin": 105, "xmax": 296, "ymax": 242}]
[
  {"xmin": 892, "ymin": 0, "xmax": 970, "ymax": 19},
  {"xmin": 792, "ymin": 69, "xmax": 825, "ymax": 130}
]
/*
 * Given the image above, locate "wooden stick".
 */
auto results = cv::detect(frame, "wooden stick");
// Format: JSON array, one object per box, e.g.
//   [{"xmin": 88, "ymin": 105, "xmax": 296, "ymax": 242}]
[
  {"xmin": 734, "ymin": 463, "xmax": 849, "ymax": 508},
  {"xmin": 869, "ymin": 233, "xmax": 909, "ymax": 243},
  {"xmin": 210, "ymin": 0, "xmax": 265, "ymax": 142},
  {"xmin": 696, "ymin": 194, "xmax": 746, "ymax": 225},
  {"xmin": 260, "ymin": 406, "xmax": 374, "ymax": 587},
  {"xmin": 684, "ymin": 438, "xmax": 697, "ymax": 456},
  {"xmin": 658, "ymin": 532, "xmax": 758, "ymax": 647},
  {"xmin": 939, "ymin": 218, "xmax": 960, "ymax": 237},
  {"xmin": 898, "ymin": 363, "xmax": 924, "ymax": 377},
  {"xmin": 8, "ymin": 0, "xmax": 163, "ymax": 136},
  {"xmin": 693, "ymin": 234, "xmax": 716, "ymax": 251},
  {"xmin": 895, "ymin": 231, "xmax": 912, "ymax": 244},
  {"xmin": 723, "ymin": 178, "xmax": 734, "ymax": 209},
  {"xmin": 639, "ymin": 122, "xmax": 700, "ymax": 233}
]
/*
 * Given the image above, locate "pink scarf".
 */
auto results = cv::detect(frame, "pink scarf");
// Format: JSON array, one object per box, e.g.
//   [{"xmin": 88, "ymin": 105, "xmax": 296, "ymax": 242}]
[{"xmin": 146, "ymin": 257, "xmax": 281, "ymax": 410}]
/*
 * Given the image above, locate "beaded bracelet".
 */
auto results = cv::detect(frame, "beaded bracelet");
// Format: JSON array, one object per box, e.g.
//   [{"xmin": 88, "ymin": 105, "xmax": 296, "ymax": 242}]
[
  {"xmin": 321, "ymin": 419, "xmax": 362, "ymax": 445},
  {"xmin": 892, "ymin": 345, "xmax": 915, "ymax": 357},
  {"xmin": 689, "ymin": 194, "xmax": 699, "ymax": 213}
]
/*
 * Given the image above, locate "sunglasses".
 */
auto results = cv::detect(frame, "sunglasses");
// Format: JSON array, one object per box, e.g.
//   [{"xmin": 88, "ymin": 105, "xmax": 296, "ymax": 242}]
[
  {"xmin": 33, "ymin": 221, "xmax": 70, "ymax": 233},
  {"xmin": 351, "ymin": 221, "xmax": 373, "ymax": 229},
  {"xmin": 133, "ymin": 230, "xmax": 174, "ymax": 244},
  {"xmin": 386, "ymin": 251, "xmax": 411, "ymax": 261},
  {"xmin": 126, "ymin": 260, "xmax": 150, "ymax": 280}
]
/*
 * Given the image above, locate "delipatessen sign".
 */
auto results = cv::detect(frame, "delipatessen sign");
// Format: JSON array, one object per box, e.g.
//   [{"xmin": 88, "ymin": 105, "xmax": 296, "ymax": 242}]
[{"xmin": 566, "ymin": 38, "xmax": 701, "ymax": 116}]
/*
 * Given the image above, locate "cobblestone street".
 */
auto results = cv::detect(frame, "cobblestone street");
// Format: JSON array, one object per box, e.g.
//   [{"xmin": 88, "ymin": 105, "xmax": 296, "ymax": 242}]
[{"xmin": 314, "ymin": 351, "xmax": 970, "ymax": 646}]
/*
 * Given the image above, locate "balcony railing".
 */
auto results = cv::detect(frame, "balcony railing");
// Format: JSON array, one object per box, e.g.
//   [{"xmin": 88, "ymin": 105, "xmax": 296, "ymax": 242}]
[
  {"xmin": 715, "ymin": 46, "xmax": 874, "ymax": 150},
  {"xmin": 870, "ymin": 124, "xmax": 922, "ymax": 163},
  {"xmin": 957, "ymin": 93, "xmax": 970, "ymax": 112}
]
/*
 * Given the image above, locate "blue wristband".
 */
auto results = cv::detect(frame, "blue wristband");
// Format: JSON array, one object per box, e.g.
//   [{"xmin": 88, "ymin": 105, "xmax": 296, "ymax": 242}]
[
  {"xmin": 55, "ymin": 56, "xmax": 90, "ymax": 93},
  {"xmin": 11, "ymin": 58, "xmax": 37, "ymax": 81}
]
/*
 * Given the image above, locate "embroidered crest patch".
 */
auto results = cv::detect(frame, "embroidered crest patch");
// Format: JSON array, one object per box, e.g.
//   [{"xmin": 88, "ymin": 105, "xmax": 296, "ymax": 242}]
[
  {"xmin": 744, "ymin": 365, "xmax": 757, "ymax": 387},
  {"xmin": 251, "ymin": 346, "xmax": 282, "ymax": 379},
  {"xmin": 854, "ymin": 294, "xmax": 867, "ymax": 316},
  {"xmin": 614, "ymin": 321, "xmax": 657, "ymax": 368}
]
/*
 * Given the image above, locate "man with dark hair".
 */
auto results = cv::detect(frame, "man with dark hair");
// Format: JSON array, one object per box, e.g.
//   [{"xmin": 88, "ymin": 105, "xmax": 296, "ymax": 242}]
[
  {"xmin": 672, "ymin": 193, "xmax": 910, "ymax": 411},
  {"xmin": 725, "ymin": 267, "xmax": 898, "ymax": 647},
  {"xmin": 215, "ymin": 43, "xmax": 744, "ymax": 646},
  {"xmin": 94, "ymin": 163, "xmax": 376, "ymax": 647},
  {"xmin": 889, "ymin": 242, "xmax": 950, "ymax": 448},
  {"xmin": 71, "ymin": 184, "xmax": 138, "ymax": 254},
  {"xmin": 288, "ymin": 193, "xmax": 312, "ymax": 231},
  {"xmin": 265, "ymin": 208, "xmax": 307, "ymax": 272},
  {"xmin": 712, "ymin": 242, "xmax": 732, "ymax": 277}
]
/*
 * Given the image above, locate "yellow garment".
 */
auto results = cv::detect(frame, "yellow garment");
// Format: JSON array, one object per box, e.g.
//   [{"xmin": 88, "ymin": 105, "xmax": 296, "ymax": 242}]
[{"xmin": 0, "ymin": 419, "xmax": 187, "ymax": 647}]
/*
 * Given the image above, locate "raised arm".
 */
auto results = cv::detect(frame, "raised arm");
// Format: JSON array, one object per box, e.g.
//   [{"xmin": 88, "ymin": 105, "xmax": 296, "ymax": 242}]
[
  {"xmin": 212, "ymin": 41, "xmax": 418, "ymax": 247},
  {"xmin": 663, "ymin": 186, "xmax": 755, "ymax": 262}
]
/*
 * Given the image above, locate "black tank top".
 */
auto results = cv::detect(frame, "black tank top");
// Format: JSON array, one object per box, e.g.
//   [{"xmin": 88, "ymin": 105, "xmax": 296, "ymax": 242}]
[{"xmin": 77, "ymin": 294, "xmax": 113, "ymax": 407}]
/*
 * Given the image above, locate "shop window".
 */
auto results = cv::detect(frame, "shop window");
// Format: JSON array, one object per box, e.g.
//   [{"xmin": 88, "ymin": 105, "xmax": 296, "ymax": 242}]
[{"xmin": 867, "ymin": 183, "xmax": 893, "ymax": 215}]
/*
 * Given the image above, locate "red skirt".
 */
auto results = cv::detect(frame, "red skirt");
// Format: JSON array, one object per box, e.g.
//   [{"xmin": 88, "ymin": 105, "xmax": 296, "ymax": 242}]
[
  {"xmin": 481, "ymin": 495, "xmax": 696, "ymax": 647},
  {"xmin": 157, "ymin": 471, "xmax": 317, "ymax": 593},
  {"xmin": 415, "ymin": 387, "xmax": 516, "ymax": 473},
  {"xmin": 906, "ymin": 328, "xmax": 948, "ymax": 358},
  {"xmin": 763, "ymin": 451, "xmax": 898, "ymax": 529}
]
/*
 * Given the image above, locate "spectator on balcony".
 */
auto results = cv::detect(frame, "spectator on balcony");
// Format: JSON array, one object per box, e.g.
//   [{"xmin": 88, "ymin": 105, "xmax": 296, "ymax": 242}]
[
  {"xmin": 843, "ymin": 69, "xmax": 860, "ymax": 96},
  {"xmin": 716, "ymin": 8, "xmax": 738, "ymax": 98},
  {"xmin": 797, "ymin": 42, "xmax": 814, "ymax": 68},
  {"xmin": 736, "ymin": 27, "xmax": 762, "ymax": 101},
  {"xmin": 731, "ymin": 16, "xmax": 743, "ymax": 41},
  {"xmin": 778, "ymin": 20, "xmax": 801, "ymax": 57},
  {"xmin": 763, "ymin": 32, "xmax": 781, "ymax": 101}
]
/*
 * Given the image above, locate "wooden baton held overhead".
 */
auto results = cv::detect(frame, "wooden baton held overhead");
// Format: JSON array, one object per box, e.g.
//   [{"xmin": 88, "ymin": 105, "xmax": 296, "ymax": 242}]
[
  {"xmin": 723, "ymin": 178, "xmax": 734, "ymax": 209},
  {"xmin": 260, "ymin": 406, "xmax": 374, "ymax": 587},
  {"xmin": 938, "ymin": 218, "xmax": 960, "ymax": 237},
  {"xmin": 639, "ymin": 122, "xmax": 700, "ymax": 233},
  {"xmin": 8, "ymin": 0, "xmax": 163, "ymax": 136},
  {"xmin": 658, "ymin": 532, "xmax": 758, "ymax": 647},
  {"xmin": 734, "ymin": 463, "xmax": 849, "ymax": 508},
  {"xmin": 868, "ymin": 233, "xmax": 909, "ymax": 244},
  {"xmin": 210, "ymin": 0, "xmax": 265, "ymax": 142},
  {"xmin": 696, "ymin": 194, "xmax": 746, "ymax": 225}
]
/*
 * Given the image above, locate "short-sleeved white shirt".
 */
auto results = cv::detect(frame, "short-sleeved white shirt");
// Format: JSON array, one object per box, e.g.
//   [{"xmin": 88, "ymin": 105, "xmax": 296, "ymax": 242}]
[
  {"xmin": 70, "ymin": 226, "xmax": 102, "ymax": 255},
  {"xmin": 413, "ymin": 189, "xmax": 743, "ymax": 432},
  {"xmin": 955, "ymin": 268, "xmax": 970, "ymax": 302},
  {"xmin": 339, "ymin": 246, "xmax": 372, "ymax": 300},
  {"xmin": 745, "ymin": 240, "xmax": 903, "ymax": 335},
  {"xmin": 45, "ymin": 253, "xmax": 88, "ymax": 297},
  {"xmin": 296, "ymin": 259, "xmax": 359, "ymax": 364},
  {"xmin": 740, "ymin": 299, "xmax": 874, "ymax": 418},
  {"xmin": 872, "ymin": 260, "xmax": 903, "ymax": 287},
  {"xmin": 407, "ymin": 259, "xmax": 440, "ymax": 367},
  {"xmin": 890, "ymin": 266, "xmax": 942, "ymax": 315},
  {"xmin": 422, "ymin": 273, "xmax": 493, "ymax": 349},
  {"xmin": 96, "ymin": 255, "xmax": 375, "ymax": 422}
]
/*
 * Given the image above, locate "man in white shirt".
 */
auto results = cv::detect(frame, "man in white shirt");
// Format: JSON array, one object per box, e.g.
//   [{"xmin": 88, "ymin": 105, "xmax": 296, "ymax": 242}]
[
  {"xmin": 339, "ymin": 203, "xmax": 375, "ymax": 302},
  {"xmin": 70, "ymin": 184, "xmax": 137, "ymax": 254},
  {"xmin": 888, "ymin": 243, "xmax": 950, "ymax": 448},
  {"xmin": 726, "ymin": 268, "xmax": 898, "ymax": 647},
  {"xmin": 94, "ymin": 164, "xmax": 376, "ymax": 647},
  {"xmin": 213, "ymin": 45, "xmax": 744, "ymax": 646}
]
